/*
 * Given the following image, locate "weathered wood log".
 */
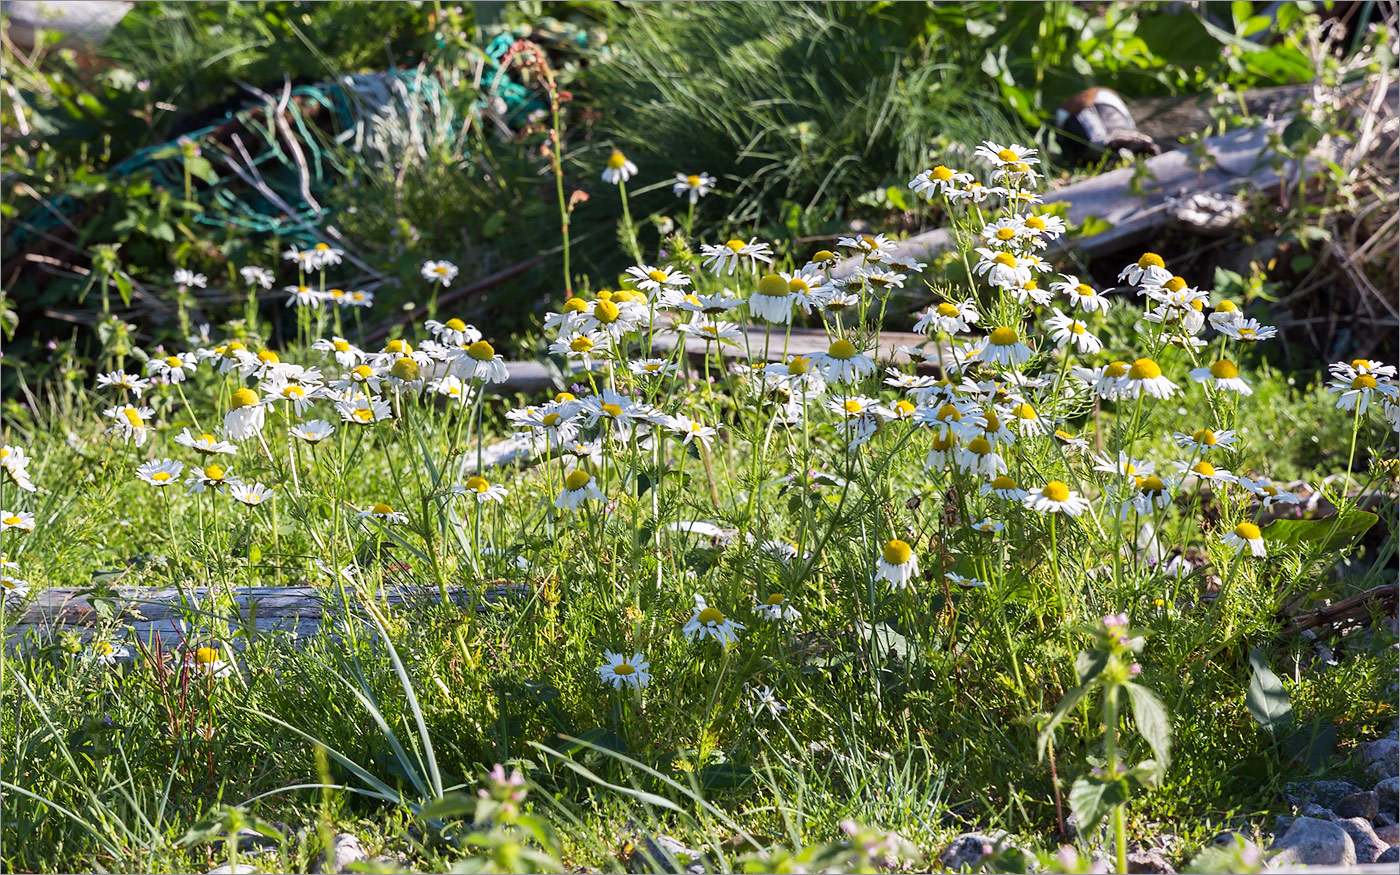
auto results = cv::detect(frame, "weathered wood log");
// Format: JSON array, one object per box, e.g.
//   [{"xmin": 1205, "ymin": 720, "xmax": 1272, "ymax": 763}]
[
  {"xmin": 1281, "ymin": 583, "xmax": 1399, "ymax": 636},
  {"xmin": 6, "ymin": 582, "xmax": 530, "ymax": 654}
]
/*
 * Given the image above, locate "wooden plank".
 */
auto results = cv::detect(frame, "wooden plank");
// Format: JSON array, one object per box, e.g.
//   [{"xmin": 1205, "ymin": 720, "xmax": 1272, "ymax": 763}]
[{"xmin": 6, "ymin": 583, "xmax": 530, "ymax": 655}]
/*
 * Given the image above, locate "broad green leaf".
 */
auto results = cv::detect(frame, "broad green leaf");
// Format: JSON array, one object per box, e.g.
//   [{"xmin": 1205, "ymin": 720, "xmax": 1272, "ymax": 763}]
[
  {"xmin": 1037, "ymin": 679, "xmax": 1093, "ymax": 761},
  {"xmin": 1126, "ymin": 683, "xmax": 1172, "ymax": 769},
  {"xmin": 1069, "ymin": 774, "xmax": 1128, "ymax": 835},
  {"xmin": 1075, "ymin": 649, "xmax": 1109, "ymax": 684},
  {"xmin": 1245, "ymin": 648, "xmax": 1292, "ymax": 733},
  {"xmin": 420, "ymin": 793, "xmax": 477, "ymax": 821},
  {"xmin": 1281, "ymin": 718, "xmax": 1336, "ymax": 770},
  {"xmin": 1261, "ymin": 509, "xmax": 1378, "ymax": 554}
]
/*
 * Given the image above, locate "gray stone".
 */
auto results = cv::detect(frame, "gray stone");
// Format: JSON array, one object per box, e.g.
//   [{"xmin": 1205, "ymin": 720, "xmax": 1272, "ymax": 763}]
[
  {"xmin": 1126, "ymin": 847, "xmax": 1175, "ymax": 873},
  {"xmin": 310, "ymin": 833, "xmax": 367, "ymax": 874},
  {"xmin": 1285, "ymin": 780, "xmax": 1363, "ymax": 809},
  {"xmin": 1270, "ymin": 817, "xmax": 1356, "ymax": 867},
  {"xmin": 1377, "ymin": 776, "xmax": 1400, "ymax": 819},
  {"xmin": 938, "ymin": 833, "xmax": 999, "ymax": 872},
  {"xmin": 1378, "ymin": 845, "xmax": 1400, "ymax": 864},
  {"xmin": 1376, "ymin": 823, "xmax": 1400, "ymax": 846},
  {"xmin": 630, "ymin": 834, "xmax": 705, "ymax": 875},
  {"xmin": 1337, "ymin": 817, "xmax": 1387, "ymax": 863},
  {"xmin": 1359, "ymin": 738, "xmax": 1400, "ymax": 780},
  {"xmin": 1335, "ymin": 790, "xmax": 1380, "ymax": 820},
  {"xmin": 1300, "ymin": 802, "xmax": 1337, "ymax": 820}
]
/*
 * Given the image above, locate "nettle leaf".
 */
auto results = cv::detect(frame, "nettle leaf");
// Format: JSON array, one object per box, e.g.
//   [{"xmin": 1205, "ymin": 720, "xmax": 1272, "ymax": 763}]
[
  {"xmin": 1069, "ymin": 774, "xmax": 1129, "ymax": 835},
  {"xmin": 1075, "ymin": 649, "xmax": 1109, "ymax": 684},
  {"xmin": 1261, "ymin": 509, "xmax": 1378, "ymax": 554},
  {"xmin": 1126, "ymin": 683, "xmax": 1172, "ymax": 769},
  {"xmin": 1245, "ymin": 648, "xmax": 1293, "ymax": 734},
  {"xmin": 1280, "ymin": 718, "xmax": 1336, "ymax": 770}
]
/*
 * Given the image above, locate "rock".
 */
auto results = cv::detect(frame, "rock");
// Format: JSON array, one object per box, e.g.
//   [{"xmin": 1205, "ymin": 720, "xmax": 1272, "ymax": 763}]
[
  {"xmin": 1300, "ymin": 802, "xmax": 1337, "ymax": 820},
  {"xmin": 1379, "ymin": 845, "xmax": 1400, "ymax": 864},
  {"xmin": 1376, "ymin": 823, "xmax": 1400, "ymax": 846},
  {"xmin": 1335, "ymin": 790, "xmax": 1380, "ymax": 820},
  {"xmin": 1337, "ymin": 817, "xmax": 1387, "ymax": 863},
  {"xmin": 1377, "ymin": 776, "xmax": 1400, "ymax": 819},
  {"xmin": 1270, "ymin": 817, "xmax": 1356, "ymax": 867},
  {"xmin": 310, "ymin": 833, "xmax": 367, "ymax": 874},
  {"xmin": 938, "ymin": 833, "xmax": 1000, "ymax": 872},
  {"xmin": 1286, "ymin": 780, "xmax": 1363, "ymax": 809},
  {"xmin": 629, "ymin": 834, "xmax": 705, "ymax": 875},
  {"xmin": 1359, "ymin": 739, "xmax": 1400, "ymax": 780},
  {"xmin": 1126, "ymin": 847, "xmax": 1176, "ymax": 873}
]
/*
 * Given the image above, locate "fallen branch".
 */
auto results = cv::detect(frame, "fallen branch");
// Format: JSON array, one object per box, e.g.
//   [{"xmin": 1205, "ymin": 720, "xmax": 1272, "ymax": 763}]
[{"xmin": 1281, "ymin": 583, "xmax": 1399, "ymax": 636}]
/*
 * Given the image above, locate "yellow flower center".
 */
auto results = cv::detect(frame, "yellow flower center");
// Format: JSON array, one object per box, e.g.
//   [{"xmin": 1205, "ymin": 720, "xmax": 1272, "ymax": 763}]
[
  {"xmin": 787, "ymin": 356, "xmax": 811, "ymax": 375},
  {"xmin": 996, "ymin": 148, "xmax": 1019, "ymax": 162},
  {"xmin": 827, "ymin": 339, "xmax": 857, "ymax": 360},
  {"xmin": 613, "ymin": 663, "xmax": 635, "ymax": 675},
  {"xmin": 967, "ymin": 437, "xmax": 992, "ymax": 456},
  {"xmin": 1025, "ymin": 216, "xmax": 1046, "ymax": 231},
  {"xmin": 647, "ymin": 269, "xmax": 670, "ymax": 285},
  {"xmin": 466, "ymin": 476, "xmax": 490, "ymax": 493},
  {"xmin": 1071, "ymin": 323, "xmax": 1086, "ymax": 335},
  {"xmin": 314, "ymin": 242, "xmax": 330, "ymax": 251},
  {"xmin": 2, "ymin": 516, "xmax": 20, "ymax": 526},
  {"xmin": 698, "ymin": 607, "xmax": 724, "ymax": 624},
  {"xmin": 932, "ymin": 165, "xmax": 954, "ymax": 181},
  {"xmin": 1012, "ymin": 402, "xmax": 1037, "ymax": 420},
  {"xmin": 564, "ymin": 470, "xmax": 592, "ymax": 491},
  {"xmin": 1042, "ymin": 481, "xmax": 1071, "ymax": 502},
  {"xmin": 1233, "ymin": 522, "xmax": 1261, "ymax": 540},
  {"xmin": 843, "ymin": 399, "xmax": 863, "ymax": 415},
  {"xmin": 894, "ymin": 400, "xmax": 915, "ymax": 417},
  {"xmin": 570, "ymin": 336, "xmax": 594, "ymax": 352},
  {"xmin": 467, "ymin": 340, "xmax": 496, "ymax": 362},
  {"xmin": 593, "ymin": 300, "xmax": 620, "ymax": 324},
  {"xmin": 152, "ymin": 471, "xmax": 172, "ymax": 482},
  {"xmin": 95, "ymin": 641, "xmax": 114, "ymax": 655},
  {"xmin": 1353, "ymin": 374, "xmax": 1379, "ymax": 390},
  {"xmin": 882, "ymin": 539, "xmax": 912, "ymax": 565},
  {"xmin": 444, "ymin": 318, "xmax": 467, "ymax": 332},
  {"xmin": 931, "ymin": 433, "xmax": 954, "ymax": 451},
  {"xmin": 1139, "ymin": 476, "xmax": 1166, "ymax": 494},
  {"xmin": 199, "ymin": 433, "xmax": 216, "ymax": 443},
  {"xmin": 352, "ymin": 365, "xmax": 374, "ymax": 381},
  {"xmin": 995, "ymin": 227, "xmax": 1017, "ymax": 241},
  {"xmin": 1128, "ymin": 358, "xmax": 1162, "ymax": 380},
  {"xmin": 333, "ymin": 340, "xmax": 350, "ymax": 352},
  {"xmin": 257, "ymin": 350, "xmax": 279, "ymax": 365},
  {"xmin": 686, "ymin": 174, "xmax": 701, "ymax": 187},
  {"xmin": 1210, "ymin": 360, "xmax": 1239, "ymax": 379},
  {"xmin": 1192, "ymin": 462, "xmax": 1216, "ymax": 476},
  {"xmin": 600, "ymin": 403, "xmax": 623, "ymax": 418},
  {"xmin": 607, "ymin": 151, "xmax": 628, "ymax": 169},
  {"xmin": 725, "ymin": 239, "xmax": 746, "ymax": 253},
  {"xmin": 434, "ymin": 266, "xmax": 449, "ymax": 275},
  {"xmin": 992, "ymin": 252, "xmax": 1018, "ymax": 267},
  {"xmin": 1075, "ymin": 284, "xmax": 1095, "ymax": 297},
  {"xmin": 936, "ymin": 403, "xmax": 961, "ymax": 422},
  {"xmin": 385, "ymin": 339, "xmax": 411, "ymax": 354},
  {"xmin": 563, "ymin": 297, "xmax": 588, "ymax": 314},
  {"xmin": 230, "ymin": 388, "xmax": 259, "ymax": 409},
  {"xmin": 352, "ymin": 408, "xmax": 373, "ymax": 423},
  {"xmin": 226, "ymin": 341, "xmax": 246, "ymax": 355},
  {"xmin": 812, "ymin": 249, "xmax": 836, "ymax": 262},
  {"xmin": 982, "ymin": 408, "xmax": 1000, "ymax": 431},
  {"xmin": 555, "ymin": 392, "xmax": 576, "ymax": 402},
  {"xmin": 390, "ymin": 357, "xmax": 420, "ymax": 381},
  {"xmin": 1216, "ymin": 300, "xmax": 1238, "ymax": 313},
  {"xmin": 194, "ymin": 647, "xmax": 219, "ymax": 665},
  {"xmin": 936, "ymin": 302, "xmax": 960, "ymax": 317},
  {"xmin": 371, "ymin": 502, "xmax": 394, "ymax": 515},
  {"xmin": 204, "ymin": 464, "xmax": 225, "ymax": 482},
  {"xmin": 757, "ymin": 274, "xmax": 789, "ymax": 297},
  {"xmin": 542, "ymin": 412, "xmax": 561, "ymax": 426},
  {"xmin": 122, "ymin": 408, "xmax": 144, "ymax": 428},
  {"xmin": 766, "ymin": 593, "xmax": 786, "ymax": 605},
  {"xmin": 989, "ymin": 326, "xmax": 1019, "ymax": 346},
  {"xmin": 1194, "ymin": 429, "xmax": 1218, "ymax": 445},
  {"xmin": 1137, "ymin": 252, "xmax": 1165, "ymax": 269},
  {"xmin": 1164, "ymin": 276, "xmax": 1187, "ymax": 293},
  {"xmin": 166, "ymin": 355, "xmax": 183, "ymax": 367}
]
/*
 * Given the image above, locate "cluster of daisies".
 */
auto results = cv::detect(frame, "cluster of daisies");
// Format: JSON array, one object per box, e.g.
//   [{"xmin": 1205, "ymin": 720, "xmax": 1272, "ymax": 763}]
[{"xmin": 1, "ymin": 140, "xmax": 1394, "ymax": 713}]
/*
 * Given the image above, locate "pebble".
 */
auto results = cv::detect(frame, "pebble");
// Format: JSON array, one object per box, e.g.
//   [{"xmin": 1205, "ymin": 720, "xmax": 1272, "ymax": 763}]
[
  {"xmin": 1334, "ymin": 790, "xmax": 1379, "ymax": 820},
  {"xmin": 629, "ymin": 834, "xmax": 705, "ymax": 874},
  {"xmin": 1336, "ymin": 817, "xmax": 1386, "ymax": 864},
  {"xmin": 310, "ymin": 833, "xmax": 367, "ymax": 874},
  {"xmin": 938, "ymin": 833, "xmax": 1000, "ymax": 872},
  {"xmin": 1358, "ymin": 738, "xmax": 1400, "ymax": 780},
  {"xmin": 1270, "ymin": 817, "xmax": 1356, "ymax": 867},
  {"xmin": 1285, "ymin": 780, "xmax": 1363, "ymax": 809},
  {"xmin": 1378, "ymin": 845, "xmax": 1400, "ymax": 864},
  {"xmin": 1126, "ymin": 847, "xmax": 1175, "ymax": 873},
  {"xmin": 1375, "ymin": 823, "xmax": 1400, "ymax": 846},
  {"xmin": 1377, "ymin": 776, "xmax": 1400, "ymax": 820}
]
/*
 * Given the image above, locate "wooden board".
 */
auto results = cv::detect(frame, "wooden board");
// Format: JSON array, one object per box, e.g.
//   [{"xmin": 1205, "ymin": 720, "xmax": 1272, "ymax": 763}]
[{"xmin": 6, "ymin": 583, "xmax": 530, "ymax": 655}]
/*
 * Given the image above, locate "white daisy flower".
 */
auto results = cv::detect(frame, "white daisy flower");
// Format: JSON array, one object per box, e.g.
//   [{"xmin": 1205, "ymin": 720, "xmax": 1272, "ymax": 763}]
[
  {"xmin": 1216, "ymin": 318, "xmax": 1277, "ymax": 344},
  {"xmin": 145, "ymin": 352, "xmax": 197, "ymax": 383},
  {"xmin": 974, "ymin": 326, "xmax": 1033, "ymax": 367},
  {"xmin": 186, "ymin": 645, "xmax": 236, "ymax": 678},
  {"xmin": 96, "ymin": 370, "xmax": 152, "ymax": 397},
  {"xmin": 746, "ymin": 684, "xmax": 787, "ymax": 718},
  {"xmin": 555, "ymin": 469, "xmax": 605, "ymax": 510},
  {"xmin": 173, "ymin": 268, "xmax": 207, "ymax": 289},
  {"xmin": 629, "ymin": 358, "xmax": 679, "ymax": 378},
  {"xmin": 1092, "ymin": 452, "xmax": 1155, "ymax": 479},
  {"xmin": 421, "ymin": 260, "xmax": 460, "ymax": 285},
  {"xmin": 87, "ymin": 639, "xmax": 131, "ymax": 666},
  {"xmin": 676, "ymin": 318, "xmax": 744, "ymax": 347},
  {"xmin": 974, "ymin": 141, "xmax": 1039, "ymax": 167},
  {"xmin": 1221, "ymin": 521, "xmax": 1266, "ymax": 558},
  {"xmin": 1117, "ymin": 475, "xmax": 1173, "ymax": 518},
  {"xmin": 875, "ymin": 539, "xmax": 919, "ymax": 589},
  {"xmin": 424, "ymin": 317, "xmax": 481, "ymax": 347},
  {"xmin": 174, "ymin": 429, "xmax": 238, "ymax": 456},
  {"xmin": 455, "ymin": 476, "xmax": 508, "ymax": 504},
  {"xmin": 682, "ymin": 594, "xmax": 744, "ymax": 647},
  {"xmin": 1238, "ymin": 476, "xmax": 1300, "ymax": 508},
  {"xmin": 1007, "ymin": 401, "xmax": 1049, "ymax": 435},
  {"xmin": 913, "ymin": 298, "xmax": 978, "ymax": 336},
  {"xmin": 836, "ymin": 233, "xmax": 897, "ymax": 262},
  {"xmin": 809, "ymin": 339, "xmax": 876, "ymax": 384},
  {"xmin": 1051, "ymin": 275, "xmax": 1111, "ymax": 313},
  {"xmin": 1326, "ymin": 363, "xmax": 1399, "ymax": 414},
  {"xmin": 230, "ymin": 482, "xmax": 274, "ymax": 507},
  {"xmin": 597, "ymin": 651, "xmax": 651, "ymax": 690},
  {"xmin": 290, "ymin": 420, "xmax": 335, "ymax": 443},
  {"xmin": 1044, "ymin": 309, "xmax": 1103, "ymax": 355},
  {"xmin": 954, "ymin": 436, "xmax": 1007, "ymax": 477},
  {"xmin": 549, "ymin": 330, "xmax": 612, "ymax": 370},
  {"xmin": 666, "ymin": 415, "xmax": 718, "ymax": 450},
  {"xmin": 357, "ymin": 502, "xmax": 408, "ymax": 524},
  {"xmin": 304, "ymin": 242, "xmax": 343, "ymax": 271},
  {"xmin": 755, "ymin": 592, "xmax": 801, "ymax": 623},
  {"xmin": 453, "ymin": 340, "xmax": 510, "ymax": 384},
  {"xmin": 136, "ymin": 458, "xmax": 183, "ymax": 488},
  {"xmin": 1172, "ymin": 428, "xmax": 1237, "ymax": 452},
  {"xmin": 240, "ymin": 265, "xmax": 274, "ymax": 289},
  {"xmin": 1, "ymin": 446, "xmax": 36, "ymax": 493},
  {"xmin": 312, "ymin": 336, "xmax": 364, "ymax": 369},
  {"xmin": 336, "ymin": 393, "xmax": 393, "ymax": 425},
  {"xmin": 104, "ymin": 404, "xmax": 154, "ymax": 447},
  {"xmin": 700, "ymin": 237, "xmax": 774, "ymax": 275},
  {"xmin": 908, "ymin": 165, "xmax": 973, "ymax": 200},
  {"xmin": 673, "ymin": 172, "xmax": 716, "ymax": 203},
  {"xmin": 222, "ymin": 388, "xmax": 266, "ymax": 441},
  {"xmin": 429, "ymin": 375, "xmax": 475, "ymax": 405},
  {"xmin": 973, "ymin": 248, "xmax": 1032, "ymax": 288},
  {"xmin": 1119, "ymin": 358, "xmax": 1178, "ymax": 400},
  {"xmin": 1072, "ymin": 360, "xmax": 1131, "ymax": 400},
  {"xmin": 626, "ymin": 264, "xmax": 691, "ymax": 295},
  {"xmin": 1020, "ymin": 212, "xmax": 1066, "ymax": 242},
  {"xmin": 601, "ymin": 150, "xmax": 638, "ymax": 184},
  {"xmin": 1172, "ymin": 459, "xmax": 1238, "ymax": 486},
  {"xmin": 747, "ymin": 273, "xmax": 798, "ymax": 324},
  {"xmin": 186, "ymin": 463, "xmax": 238, "ymax": 494},
  {"xmin": 946, "ymin": 572, "xmax": 990, "ymax": 588},
  {"xmin": 1024, "ymin": 481, "xmax": 1091, "ymax": 515},
  {"xmin": 1, "ymin": 510, "xmax": 36, "ymax": 532},
  {"xmin": 971, "ymin": 518, "xmax": 1004, "ymax": 534},
  {"xmin": 1117, "ymin": 252, "xmax": 1171, "ymax": 287},
  {"xmin": 1190, "ymin": 359, "xmax": 1253, "ymax": 395},
  {"xmin": 284, "ymin": 284, "xmax": 327, "ymax": 308}
]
